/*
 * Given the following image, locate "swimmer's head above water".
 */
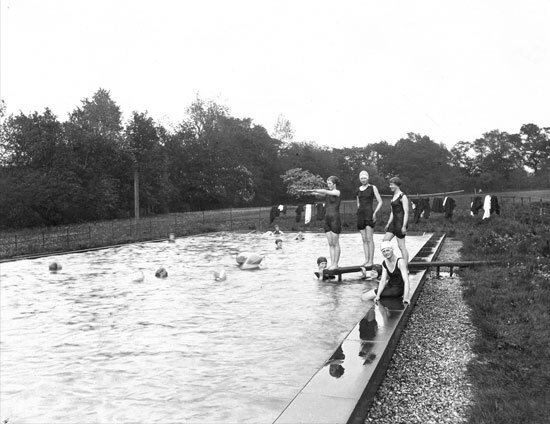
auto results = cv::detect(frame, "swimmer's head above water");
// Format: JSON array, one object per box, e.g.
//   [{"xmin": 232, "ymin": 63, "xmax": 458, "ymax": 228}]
[
  {"xmin": 317, "ymin": 256, "xmax": 328, "ymax": 269},
  {"xmin": 49, "ymin": 262, "xmax": 62, "ymax": 272},
  {"xmin": 155, "ymin": 267, "xmax": 168, "ymax": 278}
]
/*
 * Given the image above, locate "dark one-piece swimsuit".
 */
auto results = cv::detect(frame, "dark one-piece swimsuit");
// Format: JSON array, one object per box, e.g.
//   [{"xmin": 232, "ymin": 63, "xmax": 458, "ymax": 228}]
[
  {"xmin": 388, "ymin": 193, "xmax": 407, "ymax": 238},
  {"xmin": 357, "ymin": 185, "xmax": 375, "ymax": 230},
  {"xmin": 375, "ymin": 258, "xmax": 405, "ymax": 297},
  {"xmin": 324, "ymin": 194, "xmax": 341, "ymax": 234}
]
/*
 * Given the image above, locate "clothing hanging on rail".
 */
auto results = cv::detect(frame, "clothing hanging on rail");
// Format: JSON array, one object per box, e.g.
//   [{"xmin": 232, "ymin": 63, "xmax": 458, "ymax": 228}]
[
  {"xmin": 304, "ymin": 204, "xmax": 312, "ymax": 224},
  {"xmin": 295, "ymin": 204, "xmax": 304, "ymax": 223},
  {"xmin": 443, "ymin": 197, "xmax": 456, "ymax": 220},
  {"xmin": 470, "ymin": 196, "xmax": 484, "ymax": 216},
  {"xmin": 432, "ymin": 197, "xmax": 444, "ymax": 213}
]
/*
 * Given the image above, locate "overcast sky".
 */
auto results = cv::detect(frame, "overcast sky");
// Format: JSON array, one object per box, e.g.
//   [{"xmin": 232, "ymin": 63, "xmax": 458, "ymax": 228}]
[{"xmin": 1, "ymin": 0, "xmax": 549, "ymax": 149}]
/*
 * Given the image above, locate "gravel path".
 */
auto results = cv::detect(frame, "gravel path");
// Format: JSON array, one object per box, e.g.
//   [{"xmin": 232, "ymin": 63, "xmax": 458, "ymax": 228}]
[{"xmin": 365, "ymin": 239, "xmax": 477, "ymax": 424}]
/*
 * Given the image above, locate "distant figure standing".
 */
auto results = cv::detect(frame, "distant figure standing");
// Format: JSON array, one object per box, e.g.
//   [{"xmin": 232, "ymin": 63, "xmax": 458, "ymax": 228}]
[
  {"xmin": 302, "ymin": 176, "xmax": 341, "ymax": 269},
  {"xmin": 356, "ymin": 170, "xmax": 383, "ymax": 267},
  {"xmin": 383, "ymin": 177, "xmax": 409, "ymax": 265}
]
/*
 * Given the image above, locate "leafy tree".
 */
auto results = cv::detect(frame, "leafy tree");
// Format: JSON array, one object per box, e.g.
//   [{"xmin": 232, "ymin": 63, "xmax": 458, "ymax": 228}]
[
  {"xmin": 471, "ymin": 130, "xmax": 524, "ymax": 189},
  {"xmin": 64, "ymin": 88, "xmax": 126, "ymax": 220},
  {"xmin": 368, "ymin": 133, "xmax": 457, "ymax": 194},
  {"xmin": 519, "ymin": 123, "xmax": 550, "ymax": 175},
  {"xmin": 281, "ymin": 168, "xmax": 325, "ymax": 198},
  {"xmin": 278, "ymin": 141, "xmax": 339, "ymax": 179},
  {"xmin": 334, "ymin": 146, "xmax": 385, "ymax": 197},
  {"xmin": 272, "ymin": 114, "xmax": 294, "ymax": 143}
]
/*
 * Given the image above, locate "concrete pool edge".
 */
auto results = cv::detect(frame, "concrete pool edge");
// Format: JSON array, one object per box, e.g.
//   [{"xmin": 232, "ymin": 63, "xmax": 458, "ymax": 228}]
[{"xmin": 273, "ymin": 232, "xmax": 446, "ymax": 424}]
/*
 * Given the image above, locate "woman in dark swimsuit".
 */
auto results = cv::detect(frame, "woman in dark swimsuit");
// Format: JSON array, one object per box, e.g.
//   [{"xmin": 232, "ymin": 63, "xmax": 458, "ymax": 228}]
[
  {"xmin": 302, "ymin": 176, "xmax": 341, "ymax": 270},
  {"xmin": 383, "ymin": 176, "xmax": 410, "ymax": 265},
  {"xmin": 361, "ymin": 241, "xmax": 411, "ymax": 304},
  {"xmin": 356, "ymin": 170, "xmax": 383, "ymax": 267}
]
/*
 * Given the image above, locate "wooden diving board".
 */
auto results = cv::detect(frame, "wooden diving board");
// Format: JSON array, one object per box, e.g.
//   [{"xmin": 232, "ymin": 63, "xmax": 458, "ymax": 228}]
[{"xmin": 323, "ymin": 260, "xmax": 500, "ymax": 281}]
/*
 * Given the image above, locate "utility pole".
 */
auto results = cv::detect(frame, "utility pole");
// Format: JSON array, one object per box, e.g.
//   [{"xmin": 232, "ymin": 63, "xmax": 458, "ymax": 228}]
[{"xmin": 134, "ymin": 168, "xmax": 140, "ymax": 220}]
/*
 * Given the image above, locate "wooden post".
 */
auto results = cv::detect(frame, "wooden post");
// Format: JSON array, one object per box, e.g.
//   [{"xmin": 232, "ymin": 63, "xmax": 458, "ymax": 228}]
[
  {"xmin": 134, "ymin": 168, "xmax": 140, "ymax": 220},
  {"xmin": 258, "ymin": 207, "xmax": 262, "ymax": 231}
]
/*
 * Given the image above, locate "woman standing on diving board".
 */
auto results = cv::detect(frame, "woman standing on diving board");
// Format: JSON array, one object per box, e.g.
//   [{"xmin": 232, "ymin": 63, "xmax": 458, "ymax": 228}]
[
  {"xmin": 383, "ymin": 176, "xmax": 410, "ymax": 265},
  {"xmin": 302, "ymin": 176, "xmax": 341, "ymax": 270},
  {"xmin": 356, "ymin": 170, "xmax": 383, "ymax": 267}
]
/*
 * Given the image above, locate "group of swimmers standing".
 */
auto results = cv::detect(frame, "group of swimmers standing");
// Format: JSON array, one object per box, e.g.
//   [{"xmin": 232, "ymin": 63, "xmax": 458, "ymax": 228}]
[{"xmin": 302, "ymin": 171, "xmax": 411, "ymax": 304}]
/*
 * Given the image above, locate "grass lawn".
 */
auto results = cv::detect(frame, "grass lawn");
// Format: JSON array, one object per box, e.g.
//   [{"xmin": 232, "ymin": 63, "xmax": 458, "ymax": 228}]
[{"xmin": 414, "ymin": 207, "xmax": 550, "ymax": 424}]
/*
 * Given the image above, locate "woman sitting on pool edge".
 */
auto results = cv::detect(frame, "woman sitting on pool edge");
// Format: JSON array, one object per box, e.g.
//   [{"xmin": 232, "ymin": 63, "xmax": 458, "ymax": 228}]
[{"xmin": 361, "ymin": 241, "xmax": 411, "ymax": 304}]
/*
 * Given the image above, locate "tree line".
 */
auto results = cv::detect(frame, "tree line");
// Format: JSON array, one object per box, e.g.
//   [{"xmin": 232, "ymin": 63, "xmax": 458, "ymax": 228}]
[{"xmin": 1, "ymin": 88, "xmax": 548, "ymax": 229}]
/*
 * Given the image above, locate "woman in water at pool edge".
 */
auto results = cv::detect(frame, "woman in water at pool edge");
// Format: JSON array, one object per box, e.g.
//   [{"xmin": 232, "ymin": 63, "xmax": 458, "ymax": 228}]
[
  {"xmin": 383, "ymin": 176, "xmax": 410, "ymax": 265},
  {"xmin": 361, "ymin": 241, "xmax": 411, "ymax": 304},
  {"xmin": 301, "ymin": 175, "xmax": 342, "ymax": 270}
]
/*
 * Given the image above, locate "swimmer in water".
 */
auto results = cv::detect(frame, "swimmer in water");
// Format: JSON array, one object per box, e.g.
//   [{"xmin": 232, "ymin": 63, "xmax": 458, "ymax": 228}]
[
  {"xmin": 49, "ymin": 262, "xmax": 62, "ymax": 272},
  {"xmin": 213, "ymin": 269, "xmax": 227, "ymax": 281},
  {"xmin": 155, "ymin": 267, "xmax": 168, "ymax": 278},
  {"xmin": 264, "ymin": 224, "xmax": 284, "ymax": 236},
  {"xmin": 295, "ymin": 232, "xmax": 305, "ymax": 241},
  {"xmin": 315, "ymin": 256, "xmax": 335, "ymax": 280},
  {"xmin": 275, "ymin": 238, "xmax": 283, "ymax": 250}
]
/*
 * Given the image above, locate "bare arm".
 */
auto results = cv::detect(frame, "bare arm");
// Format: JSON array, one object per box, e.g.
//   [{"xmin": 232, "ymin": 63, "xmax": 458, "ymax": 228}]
[
  {"xmin": 305, "ymin": 188, "xmax": 340, "ymax": 197},
  {"xmin": 374, "ymin": 266, "xmax": 388, "ymax": 301},
  {"xmin": 402, "ymin": 194, "xmax": 409, "ymax": 231},
  {"xmin": 398, "ymin": 259, "xmax": 411, "ymax": 303},
  {"xmin": 372, "ymin": 186, "xmax": 383, "ymax": 218},
  {"xmin": 385, "ymin": 210, "xmax": 394, "ymax": 230}
]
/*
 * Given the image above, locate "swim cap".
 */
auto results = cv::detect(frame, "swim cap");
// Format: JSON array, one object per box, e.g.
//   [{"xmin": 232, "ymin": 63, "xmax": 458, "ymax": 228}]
[
  {"xmin": 317, "ymin": 256, "xmax": 328, "ymax": 265},
  {"xmin": 359, "ymin": 170, "xmax": 369, "ymax": 178},
  {"xmin": 155, "ymin": 267, "xmax": 168, "ymax": 278},
  {"xmin": 380, "ymin": 241, "xmax": 393, "ymax": 251}
]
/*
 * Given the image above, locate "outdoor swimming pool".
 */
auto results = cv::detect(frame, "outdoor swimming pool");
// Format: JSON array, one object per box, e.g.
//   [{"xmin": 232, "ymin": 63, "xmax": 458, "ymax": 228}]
[{"xmin": 0, "ymin": 231, "xmax": 431, "ymax": 423}]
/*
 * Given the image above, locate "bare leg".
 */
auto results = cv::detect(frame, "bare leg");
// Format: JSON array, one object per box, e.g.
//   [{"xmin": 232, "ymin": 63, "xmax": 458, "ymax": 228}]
[
  {"xmin": 361, "ymin": 288, "xmax": 377, "ymax": 302},
  {"xmin": 396, "ymin": 237, "xmax": 409, "ymax": 264},
  {"xmin": 383, "ymin": 232, "xmax": 395, "ymax": 242},
  {"xmin": 325, "ymin": 232, "xmax": 335, "ymax": 268},
  {"xmin": 360, "ymin": 229, "xmax": 369, "ymax": 265},
  {"xmin": 365, "ymin": 226, "xmax": 374, "ymax": 266},
  {"xmin": 327, "ymin": 232, "xmax": 340, "ymax": 269}
]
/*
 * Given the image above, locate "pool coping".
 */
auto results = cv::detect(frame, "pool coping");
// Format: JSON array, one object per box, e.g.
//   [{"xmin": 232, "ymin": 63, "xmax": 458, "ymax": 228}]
[{"xmin": 273, "ymin": 232, "xmax": 446, "ymax": 424}]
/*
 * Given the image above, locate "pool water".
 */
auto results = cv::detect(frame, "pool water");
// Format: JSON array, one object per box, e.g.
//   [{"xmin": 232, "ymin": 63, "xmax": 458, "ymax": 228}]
[{"xmin": 0, "ymin": 232, "xmax": 430, "ymax": 423}]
